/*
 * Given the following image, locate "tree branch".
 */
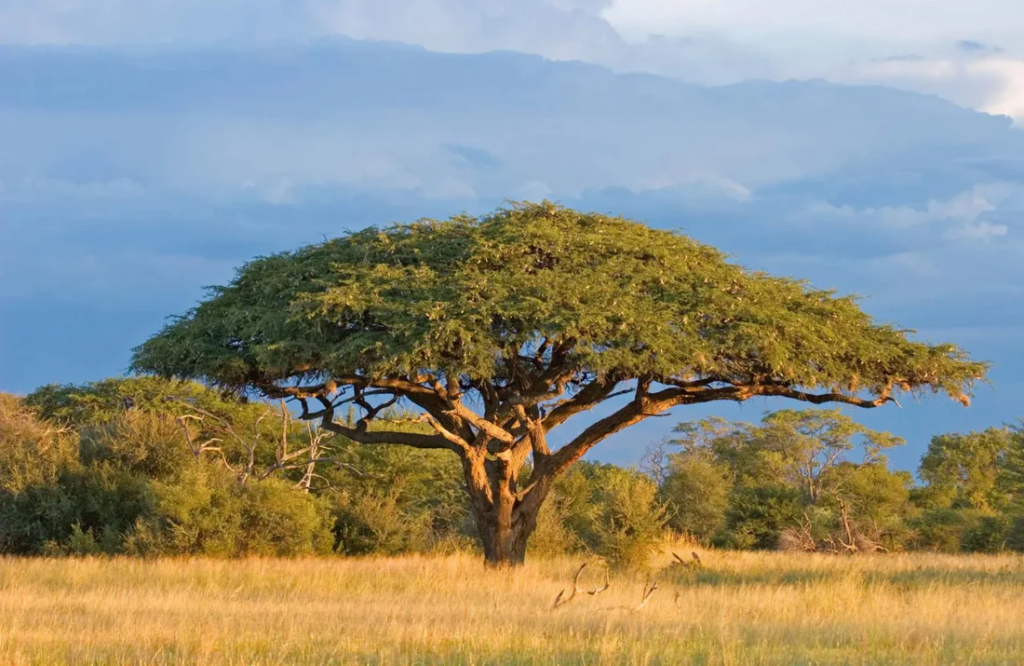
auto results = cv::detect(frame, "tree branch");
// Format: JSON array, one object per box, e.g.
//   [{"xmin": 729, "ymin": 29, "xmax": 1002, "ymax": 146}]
[
  {"xmin": 299, "ymin": 396, "xmax": 460, "ymax": 452},
  {"xmin": 541, "ymin": 379, "xmax": 620, "ymax": 432}
]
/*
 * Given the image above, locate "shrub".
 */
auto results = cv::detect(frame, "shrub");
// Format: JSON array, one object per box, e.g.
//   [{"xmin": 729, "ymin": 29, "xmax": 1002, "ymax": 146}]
[
  {"xmin": 961, "ymin": 515, "xmax": 1011, "ymax": 553},
  {"xmin": 910, "ymin": 509, "xmax": 982, "ymax": 553},
  {"xmin": 660, "ymin": 453, "xmax": 732, "ymax": 543},
  {"xmin": 128, "ymin": 464, "xmax": 334, "ymax": 557},
  {"xmin": 0, "ymin": 393, "xmax": 80, "ymax": 494},
  {"xmin": 80, "ymin": 411, "xmax": 193, "ymax": 480},
  {"xmin": 577, "ymin": 465, "xmax": 667, "ymax": 569},
  {"xmin": 330, "ymin": 489, "xmax": 433, "ymax": 556},
  {"xmin": 719, "ymin": 485, "xmax": 803, "ymax": 550}
]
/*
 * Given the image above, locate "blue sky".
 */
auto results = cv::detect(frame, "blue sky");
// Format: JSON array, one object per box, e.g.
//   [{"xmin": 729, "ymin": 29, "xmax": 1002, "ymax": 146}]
[{"xmin": 1, "ymin": 1, "xmax": 1023, "ymax": 471}]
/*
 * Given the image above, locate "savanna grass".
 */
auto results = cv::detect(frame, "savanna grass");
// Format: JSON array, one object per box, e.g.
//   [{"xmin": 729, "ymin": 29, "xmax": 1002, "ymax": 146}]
[{"xmin": 1, "ymin": 547, "xmax": 1023, "ymax": 665}]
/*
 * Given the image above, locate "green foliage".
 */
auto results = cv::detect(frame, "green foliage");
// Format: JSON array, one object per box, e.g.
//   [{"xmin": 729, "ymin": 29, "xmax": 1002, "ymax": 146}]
[
  {"xmin": 2, "ymin": 465, "xmax": 153, "ymax": 555},
  {"xmin": 659, "ymin": 450, "xmax": 732, "ymax": 543},
  {"xmin": 918, "ymin": 428, "xmax": 1016, "ymax": 512},
  {"xmin": 910, "ymin": 509, "xmax": 985, "ymax": 553},
  {"xmin": 1005, "ymin": 515, "xmax": 1024, "ymax": 552},
  {"xmin": 132, "ymin": 202, "xmax": 984, "ymax": 407},
  {"xmin": 540, "ymin": 463, "xmax": 666, "ymax": 568},
  {"xmin": 664, "ymin": 409, "xmax": 911, "ymax": 551},
  {"xmin": 316, "ymin": 428, "xmax": 472, "ymax": 555},
  {"xmin": 26, "ymin": 377, "xmax": 252, "ymax": 426},
  {"xmin": 331, "ymin": 489, "xmax": 433, "ymax": 556},
  {"xmin": 127, "ymin": 464, "xmax": 334, "ymax": 557},
  {"xmin": 79, "ymin": 411, "xmax": 193, "ymax": 480},
  {"xmin": 720, "ymin": 484, "xmax": 805, "ymax": 550},
  {"xmin": 960, "ymin": 515, "xmax": 1011, "ymax": 553},
  {"xmin": 588, "ymin": 466, "xmax": 667, "ymax": 569}
]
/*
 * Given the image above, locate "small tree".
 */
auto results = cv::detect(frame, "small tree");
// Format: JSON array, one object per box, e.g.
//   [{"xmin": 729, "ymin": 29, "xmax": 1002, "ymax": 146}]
[
  {"xmin": 917, "ymin": 428, "xmax": 1016, "ymax": 512},
  {"xmin": 132, "ymin": 202, "xmax": 985, "ymax": 566},
  {"xmin": 670, "ymin": 409, "xmax": 910, "ymax": 550}
]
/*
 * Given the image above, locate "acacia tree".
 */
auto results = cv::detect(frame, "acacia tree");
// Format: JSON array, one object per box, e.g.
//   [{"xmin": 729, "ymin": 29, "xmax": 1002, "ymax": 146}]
[{"xmin": 132, "ymin": 202, "xmax": 986, "ymax": 566}]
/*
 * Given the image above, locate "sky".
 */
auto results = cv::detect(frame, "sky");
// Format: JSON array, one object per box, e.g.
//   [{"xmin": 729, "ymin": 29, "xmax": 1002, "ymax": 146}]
[
  {"xmin": 1, "ymin": 0, "xmax": 1023, "ymax": 471},
  {"xmin": 1, "ymin": 0, "xmax": 1023, "ymax": 121}
]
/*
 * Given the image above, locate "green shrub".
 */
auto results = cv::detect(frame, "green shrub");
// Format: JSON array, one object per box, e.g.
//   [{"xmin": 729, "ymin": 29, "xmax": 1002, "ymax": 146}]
[
  {"xmin": 719, "ymin": 485, "xmax": 803, "ymax": 550},
  {"xmin": 80, "ymin": 411, "xmax": 193, "ymax": 480},
  {"xmin": 910, "ymin": 509, "xmax": 981, "ymax": 553},
  {"xmin": 129, "ymin": 464, "xmax": 334, "ymax": 557},
  {"xmin": 330, "ymin": 489, "xmax": 433, "ymax": 556},
  {"xmin": 660, "ymin": 453, "xmax": 731, "ymax": 543},
  {"xmin": 961, "ymin": 515, "xmax": 1011, "ymax": 553},
  {"xmin": 589, "ymin": 469, "xmax": 666, "ymax": 569}
]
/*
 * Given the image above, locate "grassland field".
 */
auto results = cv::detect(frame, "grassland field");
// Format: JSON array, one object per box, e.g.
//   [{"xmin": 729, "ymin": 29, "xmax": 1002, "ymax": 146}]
[{"xmin": 2, "ymin": 546, "xmax": 1024, "ymax": 665}]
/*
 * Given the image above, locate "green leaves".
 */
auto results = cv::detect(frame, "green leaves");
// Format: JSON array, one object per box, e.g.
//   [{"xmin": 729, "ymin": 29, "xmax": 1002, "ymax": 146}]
[{"xmin": 132, "ymin": 201, "xmax": 986, "ymax": 406}]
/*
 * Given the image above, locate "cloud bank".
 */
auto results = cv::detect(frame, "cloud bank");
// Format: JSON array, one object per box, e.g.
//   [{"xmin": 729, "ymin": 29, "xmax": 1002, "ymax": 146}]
[{"xmin": 4, "ymin": 0, "xmax": 1022, "ymax": 121}]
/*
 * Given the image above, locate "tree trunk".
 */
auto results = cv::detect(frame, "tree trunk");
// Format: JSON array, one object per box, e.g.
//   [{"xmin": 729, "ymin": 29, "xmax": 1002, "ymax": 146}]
[
  {"xmin": 473, "ymin": 491, "xmax": 547, "ymax": 567},
  {"xmin": 462, "ymin": 448, "xmax": 550, "ymax": 567}
]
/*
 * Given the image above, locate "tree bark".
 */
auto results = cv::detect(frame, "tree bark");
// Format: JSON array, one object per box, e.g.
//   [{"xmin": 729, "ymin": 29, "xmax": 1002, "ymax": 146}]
[{"xmin": 462, "ymin": 446, "xmax": 550, "ymax": 567}]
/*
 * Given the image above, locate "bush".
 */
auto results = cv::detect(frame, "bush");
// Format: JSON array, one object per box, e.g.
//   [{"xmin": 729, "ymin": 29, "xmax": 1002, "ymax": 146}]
[
  {"xmin": 80, "ymin": 411, "xmax": 193, "ymax": 480},
  {"xmin": 961, "ymin": 515, "xmax": 1011, "ymax": 553},
  {"xmin": 330, "ymin": 489, "xmax": 433, "ymax": 556},
  {"xmin": 719, "ymin": 485, "xmax": 803, "ymax": 550},
  {"xmin": 128, "ymin": 464, "xmax": 334, "ymax": 557},
  {"xmin": 589, "ymin": 469, "xmax": 666, "ymax": 569},
  {"xmin": 1, "ymin": 463, "xmax": 153, "ymax": 555},
  {"xmin": 910, "ymin": 509, "xmax": 983, "ymax": 553},
  {"xmin": 236, "ymin": 479, "xmax": 335, "ymax": 556},
  {"xmin": 660, "ymin": 453, "xmax": 731, "ymax": 543},
  {"xmin": 0, "ymin": 393, "xmax": 80, "ymax": 494}
]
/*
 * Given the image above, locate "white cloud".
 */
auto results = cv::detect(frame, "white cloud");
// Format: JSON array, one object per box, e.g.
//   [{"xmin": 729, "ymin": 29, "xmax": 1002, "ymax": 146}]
[
  {"xmin": 807, "ymin": 184, "xmax": 1019, "ymax": 242},
  {"xmin": 943, "ymin": 220, "xmax": 1009, "ymax": 241},
  {"xmin": 602, "ymin": 0, "xmax": 1023, "ymax": 45},
  {"xmin": 844, "ymin": 51, "xmax": 1024, "ymax": 123}
]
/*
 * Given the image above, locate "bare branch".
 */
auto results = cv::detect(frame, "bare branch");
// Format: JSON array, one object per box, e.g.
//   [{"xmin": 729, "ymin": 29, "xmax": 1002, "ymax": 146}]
[{"xmin": 552, "ymin": 563, "xmax": 589, "ymax": 610}]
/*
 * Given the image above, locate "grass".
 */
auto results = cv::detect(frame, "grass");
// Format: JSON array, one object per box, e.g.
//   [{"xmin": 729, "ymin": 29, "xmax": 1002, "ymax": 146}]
[{"xmin": 2, "ymin": 548, "xmax": 1024, "ymax": 665}]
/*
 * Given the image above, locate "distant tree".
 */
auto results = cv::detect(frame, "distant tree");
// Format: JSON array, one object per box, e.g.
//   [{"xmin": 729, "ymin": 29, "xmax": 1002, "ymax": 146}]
[
  {"xmin": 131, "ymin": 202, "xmax": 985, "ymax": 566},
  {"xmin": 671, "ymin": 410, "xmax": 904, "ymax": 503},
  {"xmin": 668, "ymin": 409, "xmax": 910, "ymax": 551},
  {"xmin": 657, "ymin": 447, "xmax": 732, "ymax": 543},
  {"xmin": 917, "ymin": 428, "xmax": 1016, "ymax": 512}
]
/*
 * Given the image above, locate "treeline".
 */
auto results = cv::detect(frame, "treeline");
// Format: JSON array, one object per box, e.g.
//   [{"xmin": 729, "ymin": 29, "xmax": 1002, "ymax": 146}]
[
  {"xmin": 1, "ymin": 377, "xmax": 1022, "ymax": 563},
  {"xmin": 649, "ymin": 411, "xmax": 1024, "ymax": 554}
]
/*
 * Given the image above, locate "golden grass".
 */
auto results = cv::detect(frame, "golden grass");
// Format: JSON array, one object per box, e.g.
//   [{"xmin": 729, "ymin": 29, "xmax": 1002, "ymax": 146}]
[{"xmin": 2, "ymin": 547, "xmax": 1024, "ymax": 665}]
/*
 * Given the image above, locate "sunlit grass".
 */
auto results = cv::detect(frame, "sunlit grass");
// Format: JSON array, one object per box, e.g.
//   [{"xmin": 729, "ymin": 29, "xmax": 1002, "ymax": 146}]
[{"xmin": 2, "ymin": 546, "xmax": 1024, "ymax": 664}]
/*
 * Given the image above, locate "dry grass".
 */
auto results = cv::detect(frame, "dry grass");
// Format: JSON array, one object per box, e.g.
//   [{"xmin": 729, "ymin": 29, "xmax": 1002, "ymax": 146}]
[{"xmin": 2, "ymin": 547, "xmax": 1024, "ymax": 665}]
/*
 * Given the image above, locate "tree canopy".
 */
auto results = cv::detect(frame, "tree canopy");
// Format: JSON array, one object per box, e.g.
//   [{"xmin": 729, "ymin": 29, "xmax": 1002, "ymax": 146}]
[
  {"xmin": 131, "ymin": 202, "xmax": 987, "ymax": 564},
  {"xmin": 134, "ymin": 202, "xmax": 983, "ymax": 407}
]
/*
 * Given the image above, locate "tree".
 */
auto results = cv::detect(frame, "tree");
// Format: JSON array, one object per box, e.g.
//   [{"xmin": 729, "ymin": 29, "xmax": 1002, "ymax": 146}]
[
  {"xmin": 667, "ymin": 409, "xmax": 910, "ymax": 550},
  {"xmin": 917, "ymin": 428, "xmax": 1016, "ymax": 512},
  {"xmin": 131, "ymin": 202, "xmax": 985, "ymax": 566},
  {"xmin": 656, "ymin": 447, "xmax": 732, "ymax": 543}
]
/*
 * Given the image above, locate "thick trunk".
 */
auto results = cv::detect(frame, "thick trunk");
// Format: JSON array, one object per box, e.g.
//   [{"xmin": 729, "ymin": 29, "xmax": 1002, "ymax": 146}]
[
  {"xmin": 473, "ymin": 492, "xmax": 546, "ymax": 567},
  {"xmin": 462, "ymin": 447, "xmax": 550, "ymax": 567}
]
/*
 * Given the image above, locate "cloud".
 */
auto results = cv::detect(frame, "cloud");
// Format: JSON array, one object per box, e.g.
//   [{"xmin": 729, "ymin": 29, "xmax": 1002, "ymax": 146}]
[
  {"xmin": 848, "ymin": 50, "xmax": 1024, "ymax": 123},
  {"xmin": 958, "ymin": 40, "xmax": 1003, "ymax": 55},
  {"xmin": 0, "ymin": 0, "xmax": 771, "ymax": 84},
  {"xmin": 805, "ymin": 184, "xmax": 1019, "ymax": 243},
  {"xmin": 0, "ymin": 0, "xmax": 317, "ymax": 44},
  {"xmin": 603, "ymin": 0, "xmax": 1024, "ymax": 45},
  {"xmin": 5, "ymin": 0, "xmax": 1022, "ymax": 121}
]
